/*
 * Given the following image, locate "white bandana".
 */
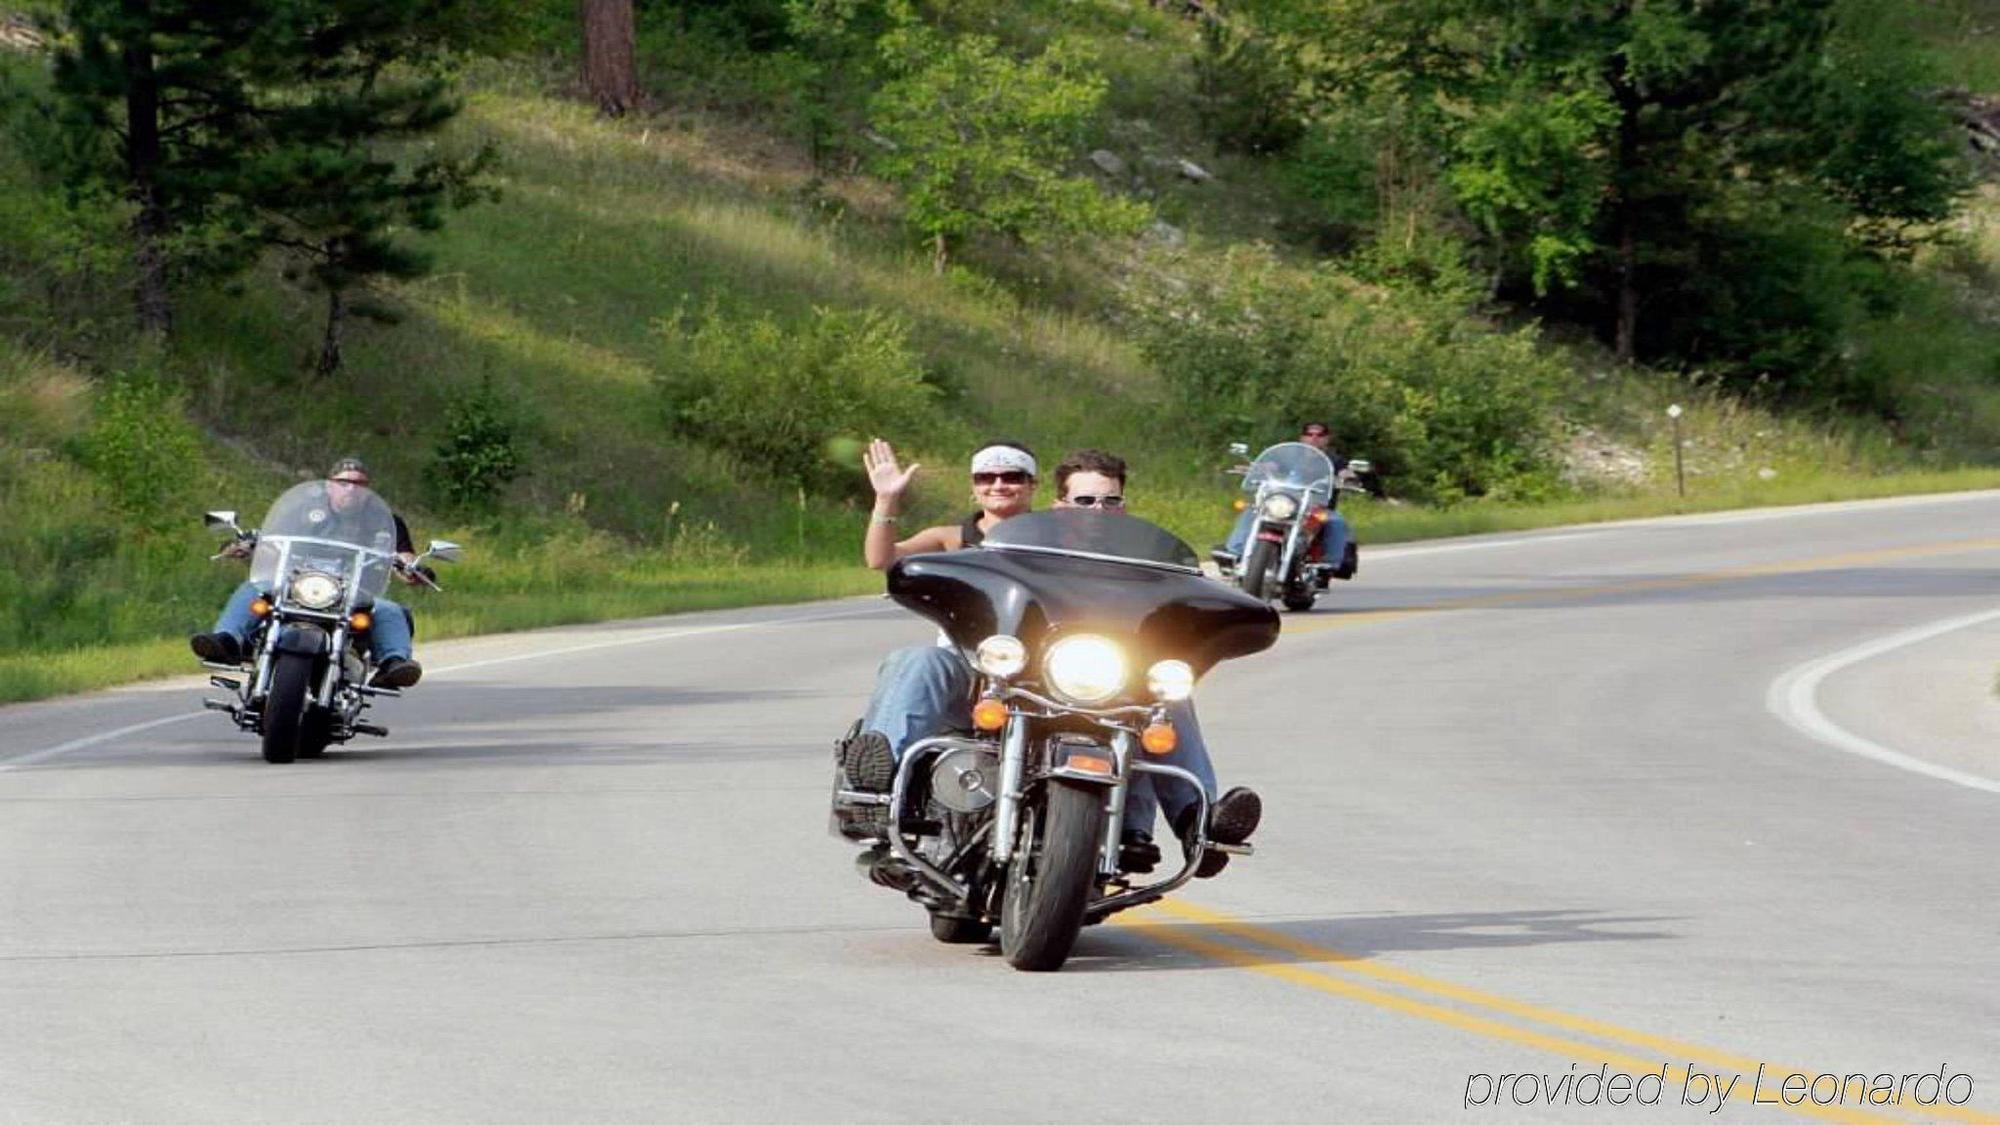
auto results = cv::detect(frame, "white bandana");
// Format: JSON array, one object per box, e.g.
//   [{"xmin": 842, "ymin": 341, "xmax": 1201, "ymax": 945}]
[{"xmin": 969, "ymin": 445, "xmax": 1037, "ymax": 478}]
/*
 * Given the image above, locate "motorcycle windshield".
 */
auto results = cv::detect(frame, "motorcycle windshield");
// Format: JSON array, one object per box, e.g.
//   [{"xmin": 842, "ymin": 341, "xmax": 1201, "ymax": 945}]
[
  {"xmin": 1243, "ymin": 442, "xmax": 1335, "ymax": 498},
  {"xmin": 249, "ymin": 480, "xmax": 399, "ymax": 602},
  {"xmin": 888, "ymin": 510, "xmax": 1279, "ymax": 682}
]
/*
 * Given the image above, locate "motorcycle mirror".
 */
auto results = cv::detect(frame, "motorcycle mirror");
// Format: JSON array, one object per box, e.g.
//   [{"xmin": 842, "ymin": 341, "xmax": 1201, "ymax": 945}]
[
  {"xmin": 204, "ymin": 511, "xmax": 241, "ymax": 534},
  {"xmin": 1228, "ymin": 442, "xmax": 1249, "ymax": 456},
  {"xmin": 425, "ymin": 540, "xmax": 464, "ymax": 564},
  {"xmin": 1346, "ymin": 459, "xmax": 1372, "ymax": 475}
]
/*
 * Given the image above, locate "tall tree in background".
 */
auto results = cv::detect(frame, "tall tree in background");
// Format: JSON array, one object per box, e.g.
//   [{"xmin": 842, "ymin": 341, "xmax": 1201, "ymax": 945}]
[
  {"xmin": 40, "ymin": 0, "xmax": 496, "ymax": 366},
  {"xmin": 235, "ymin": 0, "xmax": 497, "ymax": 376},
  {"xmin": 1248, "ymin": 0, "xmax": 1968, "ymax": 370},
  {"xmin": 48, "ymin": 1, "xmax": 273, "ymax": 337},
  {"xmin": 580, "ymin": 0, "xmax": 638, "ymax": 116}
]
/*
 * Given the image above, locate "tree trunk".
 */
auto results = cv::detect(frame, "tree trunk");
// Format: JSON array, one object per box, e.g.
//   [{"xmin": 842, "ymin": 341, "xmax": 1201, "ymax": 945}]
[
  {"xmin": 1607, "ymin": 42, "xmax": 1641, "ymax": 366},
  {"xmin": 123, "ymin": 21, "xmax": 171, "ymax": 338},
  {"xmin": 579, "ymin": 0, "xmax": 638, "ymax": 118},
  {"xmin": 317, "ymin": 284, "xmax": 346, "ymax": 377},
  {"xmin": 932, "ymin": 231, "xmax": 948, "ymax": 275}
]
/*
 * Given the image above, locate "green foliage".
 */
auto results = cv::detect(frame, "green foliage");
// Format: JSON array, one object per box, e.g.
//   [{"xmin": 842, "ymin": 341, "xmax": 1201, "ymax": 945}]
[
  {"xmin": 431, "ymin": 377, "xmax": 524, "ymax": 511},
  {"xmin": 72, "ymin": 369, "xmax": 209, "ymax": 529},
  {"xmin": 866, "ymin": 9, "xmax": 1149, "ymax": 267},
  {"xmin": 1130, "ymin": 243, "xmax": 1567, "ymax": 503},
  {"xmin": 1250, "ymin": 0, "xmax": 1973, "ymax": 382},
  {"xmin": 30, "ymin": 0, "xmax": 497, "ymax": 352},
  {"xmin": 658, "ymin": 302, "xmax": 944, "ymax": 486},
  {"xmin": 1192, "ymin": 17, "xmax": 1307, "ymax": 156}
]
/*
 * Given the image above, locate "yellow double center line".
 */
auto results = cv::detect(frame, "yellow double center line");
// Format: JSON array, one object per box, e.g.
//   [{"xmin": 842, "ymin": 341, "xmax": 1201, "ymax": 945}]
[
  {"xmin": 1117, "ymin": 536, "xmax": 2000, "ymax": 1122},
  {"xmin": 1115, "ymin": 901, "xmax": 1996, "ymax": 1124}
]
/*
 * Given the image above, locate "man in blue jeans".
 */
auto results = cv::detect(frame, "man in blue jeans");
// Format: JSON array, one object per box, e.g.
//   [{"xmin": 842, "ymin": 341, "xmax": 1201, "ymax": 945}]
[
  {"xmin": 189, "ymin": 457, "xmax": 425, "ymax": 689},
  {"xmin": 838, "ymin": 448, "xmax": 1259, "ymax": 877},
  {"xmin": 1220, "ymin": 421, "xmax": 1352, "ymax": 574}
]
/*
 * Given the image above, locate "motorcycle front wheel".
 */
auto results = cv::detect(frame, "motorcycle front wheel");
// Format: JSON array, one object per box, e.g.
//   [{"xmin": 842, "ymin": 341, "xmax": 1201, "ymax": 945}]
[
  {"xmin": 1000, "ymin": 780, "xmax": 1105, "ymax": 972},
  {"xmin": 260, "ymin": 651, "xmax": 313, "ymax": 764},
  {"xmin": 1240, "ymin": 539, "xmax": 1276, "ymax": 601}
]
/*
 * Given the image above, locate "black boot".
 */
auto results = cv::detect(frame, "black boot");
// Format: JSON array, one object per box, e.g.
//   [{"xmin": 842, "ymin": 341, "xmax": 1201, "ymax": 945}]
[
  {"xmin": 190, "ymin": 632, "xmax": 243, "ymax": 664},
  {"xmin": 1173, "ymin": 787, "xmax": 1262, "ymax": 878},
  {"xmin": 370, "ymin": 657, "xmax": 422, "ymax": 688}
]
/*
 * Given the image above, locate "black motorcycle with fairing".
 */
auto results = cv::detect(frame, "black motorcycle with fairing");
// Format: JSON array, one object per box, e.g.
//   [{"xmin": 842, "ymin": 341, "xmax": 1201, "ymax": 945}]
[
  {"xmin": 837, "ymin": 509, "xmax": 1279, "ymax": 971},
  {"xmin": 198, "ymin": 480, "xmax": 460, "ymax": 763}
]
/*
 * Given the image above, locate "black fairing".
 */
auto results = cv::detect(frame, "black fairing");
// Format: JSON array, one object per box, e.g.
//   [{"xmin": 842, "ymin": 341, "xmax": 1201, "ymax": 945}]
[{"xmin": 886, "ymin": 511, "xmax": 1279, "ymax": 683}]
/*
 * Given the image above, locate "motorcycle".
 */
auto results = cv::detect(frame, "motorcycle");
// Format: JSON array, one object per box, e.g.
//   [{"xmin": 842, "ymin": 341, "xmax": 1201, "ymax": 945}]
[
  {"xmin": 836, "ymin": 509, "xmax": 1279, "ymax": 972},
  {"xmin": 197, "ymin": 480, "xmax": 461, "ymax": 764},
  {"xmin": 1214, "ymin": 441, "xmax": 1369, "ymax": 612}
]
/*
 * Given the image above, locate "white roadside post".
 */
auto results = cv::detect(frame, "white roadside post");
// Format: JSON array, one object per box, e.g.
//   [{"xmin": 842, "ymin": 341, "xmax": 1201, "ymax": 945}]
[{"xmin": 1667, "ymin": 404, "xmax": 1686, "ymax": 498}]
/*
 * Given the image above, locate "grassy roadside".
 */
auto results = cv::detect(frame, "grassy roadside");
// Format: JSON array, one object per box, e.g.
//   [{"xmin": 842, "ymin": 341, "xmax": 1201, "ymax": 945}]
[
  {"xmin": 0, "ymin": 562, "xmax": 880, "ymax": 705},
  {"xmin": 7, "ymin": 470, "xmax": 1997, "ymax": 708}
]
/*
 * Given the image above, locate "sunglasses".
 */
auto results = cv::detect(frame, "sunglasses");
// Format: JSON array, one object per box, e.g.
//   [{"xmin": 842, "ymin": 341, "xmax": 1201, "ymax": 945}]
[
  {"xmin": 1301, "ymin": 430, "xmax": 1329, "ymax": 438},
  {"xmin": 329, "ymin": 477, "xmax": 370, "ymax": 488},
  {"xmin": 972, "ymin": 471, "xmax": 1033, "ymax": 486},
  {"xmin": 1068, "ymin": 494, "xmax": 1124, "ymax": 509}
]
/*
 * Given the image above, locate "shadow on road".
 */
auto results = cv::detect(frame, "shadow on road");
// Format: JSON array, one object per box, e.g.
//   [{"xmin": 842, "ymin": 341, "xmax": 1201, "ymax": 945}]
[{"xmin": 1061, "ymin": 908, "xmax": 1677, "ymax": 973}]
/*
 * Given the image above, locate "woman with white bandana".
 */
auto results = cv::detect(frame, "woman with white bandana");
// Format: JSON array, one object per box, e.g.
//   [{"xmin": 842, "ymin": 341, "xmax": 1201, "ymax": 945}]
[{"xmin": 860, "ymin": 438, "xmax": 1038, "ymax": 569}]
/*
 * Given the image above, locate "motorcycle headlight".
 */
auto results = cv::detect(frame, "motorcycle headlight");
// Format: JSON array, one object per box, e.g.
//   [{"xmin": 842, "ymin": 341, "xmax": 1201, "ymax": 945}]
[
  {"xmin": 1043, "ymin": 634, "xmax": 1128, "ymax": 705},
  {"xmin": 975, "ymin": 634, "xmax": 1027, "ymax": 678},
  {"xmin": 289, "ymin": 571, "xmax": 343, "ymax": 610},
  {"xmin": 1261, "ymin": 493, "xmax": 1299, "ymax": 520},
  {"xmin": 1146, "ymin": 659, "xmax": 1195, "ymax": 702}
]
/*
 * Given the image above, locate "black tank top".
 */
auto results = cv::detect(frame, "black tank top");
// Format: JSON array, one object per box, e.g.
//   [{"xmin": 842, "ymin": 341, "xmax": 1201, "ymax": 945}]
[{"xmin": 959, "ymin": 511, "xmax": 988, "ymax": 547}]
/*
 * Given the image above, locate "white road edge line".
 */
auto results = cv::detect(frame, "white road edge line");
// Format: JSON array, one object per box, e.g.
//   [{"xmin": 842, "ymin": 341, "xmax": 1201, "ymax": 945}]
[
  {"xmin": 0, "ymin": 602, "xmax": 891, "ymax": 772},
  {"xmin": 1765, "ymin": 606, "xmax": 2000, "ymax": 796}
]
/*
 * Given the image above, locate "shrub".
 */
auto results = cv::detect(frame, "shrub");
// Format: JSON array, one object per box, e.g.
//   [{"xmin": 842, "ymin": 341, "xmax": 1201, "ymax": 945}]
[
  {"xmin": 72, "ymin": 370, "xmax": 208, "ymax": 530},
  {"xmin": 431, "ymin": 378, "xmax": 524, "ymax": 512},
  {"xmin": 658, "ymin": 302, "xmax": 941, "ymax": 488},
  {"xmin": 1129, "ymin": 244, "xmax": 1568, "ymax": 503}
]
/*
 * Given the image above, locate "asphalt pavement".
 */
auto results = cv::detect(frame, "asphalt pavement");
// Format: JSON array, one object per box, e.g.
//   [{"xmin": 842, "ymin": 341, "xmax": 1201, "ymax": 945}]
[{"xmin": 2, "ymin": 491, "xmax": 1997, "ymax": 1123}]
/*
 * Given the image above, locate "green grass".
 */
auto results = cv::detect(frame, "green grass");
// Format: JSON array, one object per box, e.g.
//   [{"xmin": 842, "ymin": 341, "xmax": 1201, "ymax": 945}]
[{"xmin": 0, "ymin": 561, "xmax": 882, "ymax": 705}]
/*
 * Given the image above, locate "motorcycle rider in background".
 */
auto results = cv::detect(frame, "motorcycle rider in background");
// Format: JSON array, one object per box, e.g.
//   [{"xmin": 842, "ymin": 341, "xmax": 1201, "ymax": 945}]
[
  {"xmin": 1218, "ymin": 422, "xmax": 1356, "ymax": 575},
  {"xmin": 189, "ymin": 457, "xmax": 427, "ymax": 689}
]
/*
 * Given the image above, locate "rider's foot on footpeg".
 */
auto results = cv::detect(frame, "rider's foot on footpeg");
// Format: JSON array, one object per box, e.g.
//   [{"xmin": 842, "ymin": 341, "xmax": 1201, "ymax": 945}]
[
  {"xmin": 1209, "ymin": 787, "xmax": 1262, "ymax": 846},
  {"xmin": 370, "ymin": 657, "xmax": 422, "ymax": 689},
  {"xmin": 190, "ymin": 632, "xmax": 242, "ymax": 663}
]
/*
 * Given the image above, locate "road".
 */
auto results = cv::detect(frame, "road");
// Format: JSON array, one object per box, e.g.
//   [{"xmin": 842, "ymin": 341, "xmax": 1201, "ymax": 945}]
[{"xmin": 2, "ymin": 492, "xmax": 1998, "ymax": 1123}]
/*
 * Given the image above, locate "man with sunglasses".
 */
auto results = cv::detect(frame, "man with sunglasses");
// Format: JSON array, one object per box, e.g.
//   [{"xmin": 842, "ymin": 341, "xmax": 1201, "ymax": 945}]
[
  {"xmin": 189, "ymin": 457, "xmax": 426, "ymax": 689},
  {"xmin": 1047, "ymin": 449, "xmax": 1260, "ymax": 876},
  {"xmin": 1217, "ymin": 421, "xmax": 1356, "ymax": 580}
]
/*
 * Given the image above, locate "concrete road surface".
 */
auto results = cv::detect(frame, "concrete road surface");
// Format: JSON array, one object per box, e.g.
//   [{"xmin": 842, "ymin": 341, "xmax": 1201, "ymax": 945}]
[{"xmin": 3, "ymin": 492, "xmax": 1998, "ymax": 1123}]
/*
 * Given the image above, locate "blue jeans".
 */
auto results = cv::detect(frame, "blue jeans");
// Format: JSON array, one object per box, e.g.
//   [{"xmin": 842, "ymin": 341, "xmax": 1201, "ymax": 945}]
[
  {"xmin": 1224, "ymin": 508, "xmax": 1348, "ymax": 566},
  {"xmin": 214, "ymin": 580, "xmax": 414, "ymax": 662},
  {"xmin": 860, "ymin": 645, "xmax": 1216, "ymax": 837}
]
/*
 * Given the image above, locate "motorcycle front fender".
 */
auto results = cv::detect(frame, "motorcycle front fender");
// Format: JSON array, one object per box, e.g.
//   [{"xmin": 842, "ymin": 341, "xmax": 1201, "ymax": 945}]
[{"xmin": 272, "ymin": 623, "xmax": 330, "ymax": 656}]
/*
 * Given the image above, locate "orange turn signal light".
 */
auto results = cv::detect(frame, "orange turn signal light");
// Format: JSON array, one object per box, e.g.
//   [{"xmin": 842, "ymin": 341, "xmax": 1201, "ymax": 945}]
[
  {"xmin": 1064, "ymin": 752, "xmax": 1114, "ymax": 775},
  {"xmin": 349, "ymin": 611, "xmax": 372, "ymax": 632},
  {"xmin": 1231, "ymin": 498, "xmax": 1248, "ymax": 511},
  {"xmin": 249, "ymin": 597, "xmax": 272, "ymax": 618},
  {"xmin": 1309, "ymin": 509, "xmax": 1330, "ymax": 526},
  {"xmin": 971, "ymin": 697, "xmax": 1008, "ymax": 731},
  {"xmin": 1141, "ymin": 723, "xmax": 1178, "ymax": 754}
]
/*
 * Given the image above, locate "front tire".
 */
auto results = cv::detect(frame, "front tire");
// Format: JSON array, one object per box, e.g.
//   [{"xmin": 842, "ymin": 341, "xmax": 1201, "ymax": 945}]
[
  {"xmin": 1282, "ymin": 590, "xmax": 1317, "ymax": 612},
  {"xmin": 1001, "ymin": 780, "xmax": 1106, "ymax": 972},
  {"xmin": 260, "ymin": 651, "xmax": 314, "ymax": 764},
  {"xmin": 1240, "ymin": 538, "xmax": 1276, "ymax": 601}
]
